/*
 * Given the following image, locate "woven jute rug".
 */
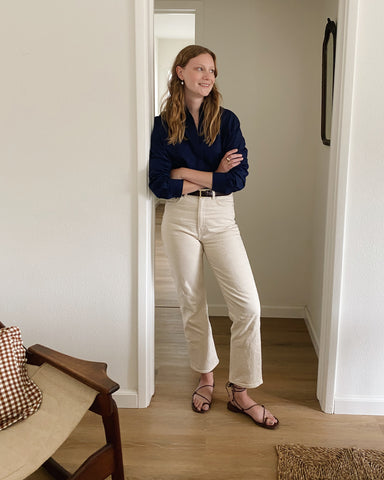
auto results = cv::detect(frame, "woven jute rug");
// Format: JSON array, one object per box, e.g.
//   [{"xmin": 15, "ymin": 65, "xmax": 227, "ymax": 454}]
[{"xmin": 276, "ymin": 444, "xmax": 384, "ymax": 480}]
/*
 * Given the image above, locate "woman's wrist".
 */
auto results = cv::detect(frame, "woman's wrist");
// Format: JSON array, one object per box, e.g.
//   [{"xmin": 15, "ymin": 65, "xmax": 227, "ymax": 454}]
[
  {"xmin": 171, "ymin": 168, "xmax": 213, "ymax": 189},
  {"xmin": 185, "ymin": 170, "xmax": 212, "ymax": 189}
]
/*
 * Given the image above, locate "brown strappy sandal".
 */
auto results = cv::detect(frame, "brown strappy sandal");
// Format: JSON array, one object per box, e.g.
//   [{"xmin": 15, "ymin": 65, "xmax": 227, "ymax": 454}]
[
  {"xmin": 191, "ymin": 384, "xmax": 214, "ymax": 414},
  {"xmin": 226, "ymin": 382, "xmax": 279, "ymax": 429}
]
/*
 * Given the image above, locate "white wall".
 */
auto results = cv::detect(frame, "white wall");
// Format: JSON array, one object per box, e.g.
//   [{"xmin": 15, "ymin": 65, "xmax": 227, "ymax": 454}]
[
  {"xmin": 0, "ymin": 0, "xmax": 139, "ymax": 405},
  {"xmin": 334, "ymin": 0, "xmax": 384, "ymax": 414}
]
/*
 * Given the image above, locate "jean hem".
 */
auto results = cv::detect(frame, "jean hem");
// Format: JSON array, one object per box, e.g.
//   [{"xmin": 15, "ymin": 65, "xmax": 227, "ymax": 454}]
[{"xmin": 228, "ymin": 378, "xmax": 263, "ymax": 389}]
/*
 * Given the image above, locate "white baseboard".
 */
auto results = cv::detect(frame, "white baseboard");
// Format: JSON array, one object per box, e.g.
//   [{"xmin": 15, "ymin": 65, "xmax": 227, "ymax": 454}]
[
  {"xmin": 261, "ymin": 305, "xmax": 306, "ymax": 319},
  {"xmin": 207, "ymin": 304, "xmax": 228, "ymax": 316},
  {"xmin": 303, "ymin": 306, "xmax": 320, "ymax": 356},
  {"xmin": 334, "ymin": 396, "xmax": 384, "ymax": 415},
  {"xmin": 208, "ymin": 304, "xmax": 307, "ymax": 319},
  {"xmin": 113, "ymin": 389, "xmax": 138, "ymax": 408},
  {"xmin": 209, "ymin": 303, "xmax": 319, "ymax": 357}
]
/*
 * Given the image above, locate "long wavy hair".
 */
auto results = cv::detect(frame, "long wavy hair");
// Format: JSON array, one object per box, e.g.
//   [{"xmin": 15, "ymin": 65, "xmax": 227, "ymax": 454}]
[{"xmin": 160, "ymin": 45, "xmax": 222, "ymax": 146}]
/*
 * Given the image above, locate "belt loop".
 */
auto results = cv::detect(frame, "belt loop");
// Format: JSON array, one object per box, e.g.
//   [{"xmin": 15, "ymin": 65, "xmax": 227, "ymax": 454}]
[{"xmin": 211, "ymin": 190, "xmax": 215, "ymax": 199}]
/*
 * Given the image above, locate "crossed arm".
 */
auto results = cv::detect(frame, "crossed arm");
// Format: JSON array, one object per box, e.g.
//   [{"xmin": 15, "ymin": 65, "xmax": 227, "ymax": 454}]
[{"xmin": 170, "ymin": 148, "xmax": 243, "ymax": 194}]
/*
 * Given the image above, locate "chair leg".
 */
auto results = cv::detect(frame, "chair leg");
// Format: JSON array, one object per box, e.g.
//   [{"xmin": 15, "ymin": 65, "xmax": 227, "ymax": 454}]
[
  {"xmin": 43, "ymin": 458, "xmax": 71, "ymax": 480},
  {"xmin": 43, "ymin": 397, "xmax": 124, "ymax": 480},
  {"xmin": 102, "ymin": 399, "xmax": 125, "ymax": 480}
]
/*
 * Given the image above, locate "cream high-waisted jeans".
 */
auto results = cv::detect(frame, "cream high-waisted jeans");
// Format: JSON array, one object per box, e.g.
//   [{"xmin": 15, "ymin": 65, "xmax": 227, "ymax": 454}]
[{"xmin": 161, "ymin": 194, "xmax": 263, "ymax": 389}]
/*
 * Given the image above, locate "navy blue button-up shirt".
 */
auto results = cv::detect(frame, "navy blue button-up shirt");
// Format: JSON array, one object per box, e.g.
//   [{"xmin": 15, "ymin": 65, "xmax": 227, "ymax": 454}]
[{"xmin": 149, "ymin": 108, "xmax": 249, "ymax": 199}]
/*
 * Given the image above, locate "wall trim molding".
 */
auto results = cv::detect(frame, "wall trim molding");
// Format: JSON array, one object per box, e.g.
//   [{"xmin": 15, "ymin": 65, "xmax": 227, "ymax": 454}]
[
  {"xmin": 209, "ymin": 304, "xmax": 320, "ymax": 356},
  {"xmin": 304, "ymin": 306, "xmax": 320, "ymax": 356},
  {"xmin": 114, "ymin": 390, "xmax": 138, "ymax": 408},
  {"xmin": 262, "ymin": 305, "xmax": 306, "ymax": 319},
  {"xmin": 209, "ymin": 304, "xmax": 307, "ymax": 319},
  {"xmin": 334, "ymin": 396, "xmax": 384, "ymax": 415}
]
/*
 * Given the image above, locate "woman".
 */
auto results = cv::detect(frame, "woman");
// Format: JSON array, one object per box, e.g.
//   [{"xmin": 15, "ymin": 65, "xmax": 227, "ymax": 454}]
[{"xmin": 149, "ymin": 45, "xmax": 278, "ymax": 429}]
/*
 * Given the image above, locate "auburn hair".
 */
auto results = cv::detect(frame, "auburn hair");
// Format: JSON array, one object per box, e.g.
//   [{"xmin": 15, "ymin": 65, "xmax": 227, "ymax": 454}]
[{"xmin": 160, "ymin": 45, "xmax": 222, "ymax": 146}]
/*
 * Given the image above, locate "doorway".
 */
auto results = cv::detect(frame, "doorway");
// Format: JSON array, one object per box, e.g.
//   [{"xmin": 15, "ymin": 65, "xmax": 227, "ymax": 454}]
[
  {"xmin": 148, "ymin": 0, "xmax": 345, "ymax": 412},
  {"xmin": 154, "ymin": 12, "xmax": 195, "ymax": 115},
  {"xmin": 153, "ymin": 8, "xmax": 195, "ymax": 310}
]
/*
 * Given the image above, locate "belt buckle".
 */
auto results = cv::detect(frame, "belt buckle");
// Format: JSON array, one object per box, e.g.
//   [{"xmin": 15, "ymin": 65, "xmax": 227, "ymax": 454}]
[{"xmin": 200, "ymin": 189, "xmax": 215, "ymax": 198}]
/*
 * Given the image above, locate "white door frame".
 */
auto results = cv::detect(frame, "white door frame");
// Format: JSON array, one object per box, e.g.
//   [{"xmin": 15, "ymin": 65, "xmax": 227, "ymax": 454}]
[
  {"xmin": 135, "ymin": 0, "xmax": 155, "ymax": 408},
  {"xmin": 317, "ymin": 0, "xmax": 359, "ymax": 413},
  {"xmin": 154, "ymin": 1, "xmax": 204, "ymax": 41},
  {"xmin": 135, "ymin": 0, "xmax": 360, "ymax": 412}
]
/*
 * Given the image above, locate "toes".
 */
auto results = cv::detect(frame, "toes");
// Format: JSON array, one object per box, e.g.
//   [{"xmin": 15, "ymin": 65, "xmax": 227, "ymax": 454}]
[
  {"xmin": 193, "ymin": 396, "xmax": 202, "ymax": 411},
  {"xmin": 192, "ymin": 394, "xmax": 206, "ymax": 411},
  {"xmin": 264, "ymin": 411, "xmax": 278, "ymax": 426},
  {"xmin": 194, "ymin": 398, "xmax": 209, "ymax": 411},
  {"xmin": 192, "ymin": 381, "xmax": 214, "ymax": 413},
  {"xmin": 258, "ymin": 406, "xmax": 277, "ymax": 426}
]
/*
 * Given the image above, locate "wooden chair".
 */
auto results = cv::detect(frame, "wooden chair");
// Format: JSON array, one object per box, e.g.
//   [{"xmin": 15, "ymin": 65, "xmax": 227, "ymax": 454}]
[{"xmin": 0, "ymin": 322, "xmax": 125, "ymax": 480}]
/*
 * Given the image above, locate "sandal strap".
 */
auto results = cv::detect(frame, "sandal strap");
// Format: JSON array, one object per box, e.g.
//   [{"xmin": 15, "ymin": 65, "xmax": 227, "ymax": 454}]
[
  {"xmin": 226, "ymin": 382, "xmax": 267, "ymax": 422},
  {"xmin": 245, "ymin": 403, "xmax": 275, "ymax": 425},
  {"xmin": 226, "ymin": 382, "xmax": 248, "ymax": 412},
  {"xmin": 226, "ymin": 382, "xmax": 246, "ymax": 393},
  {"xmin": 195, "ymin": 384, "xmax": 214, "ymax": 392},
  {"xmin": 193, "ymin": 392, "xmax": 211, "ymax": 404},
  {"xmin": 226, "ymin": 382, "xmax": 277, "ymax": 426},
  {"xmin": 244, "ymin": 403, "xmax": 265, "ymax": 420},
  {"xmin": 192, "ymin": 384, "xmax": 214, "ymax": 405}
]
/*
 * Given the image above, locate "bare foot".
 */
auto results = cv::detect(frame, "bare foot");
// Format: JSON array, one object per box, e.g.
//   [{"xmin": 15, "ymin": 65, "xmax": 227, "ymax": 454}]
[
  {"xmin": 192, "ymin": 372, "xmax": 214, "ymax": 413},
  {"xmin": 227, "ymin": 383, "xmax": 278, "ymax": 427}
]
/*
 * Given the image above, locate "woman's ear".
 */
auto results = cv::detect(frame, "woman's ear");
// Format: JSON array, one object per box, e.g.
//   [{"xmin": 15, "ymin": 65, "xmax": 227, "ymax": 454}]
[{"xmin": 176, "ymin": 66, "xmax": 183, "ymax": 80}]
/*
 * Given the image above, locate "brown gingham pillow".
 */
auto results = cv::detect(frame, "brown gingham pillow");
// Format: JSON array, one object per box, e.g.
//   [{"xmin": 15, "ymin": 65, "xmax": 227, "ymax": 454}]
[{"xmin": 0, "ymin": 326, "xmax": 42, "ymax": 430}]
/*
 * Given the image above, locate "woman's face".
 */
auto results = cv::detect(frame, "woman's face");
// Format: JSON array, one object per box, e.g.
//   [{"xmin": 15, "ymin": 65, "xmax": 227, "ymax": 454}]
[{"xmin": 176, "ymin": 53, "xmax": 216, "ymax": 102}]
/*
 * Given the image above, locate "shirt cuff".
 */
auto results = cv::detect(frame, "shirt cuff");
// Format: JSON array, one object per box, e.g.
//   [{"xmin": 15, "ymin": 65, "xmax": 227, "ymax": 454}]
[
  {"xmin": 212, "ymin": 172, "xmax": 228, "ymax": 194},
  {"xmin": 170, "ymin": 178, "xmax": 184, "ymax": 198}
]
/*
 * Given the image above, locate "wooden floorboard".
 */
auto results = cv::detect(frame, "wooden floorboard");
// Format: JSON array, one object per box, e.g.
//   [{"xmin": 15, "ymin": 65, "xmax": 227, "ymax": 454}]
[{"xmin": 29, "ymin": 204, "xmax": 384, "ymax": 480}]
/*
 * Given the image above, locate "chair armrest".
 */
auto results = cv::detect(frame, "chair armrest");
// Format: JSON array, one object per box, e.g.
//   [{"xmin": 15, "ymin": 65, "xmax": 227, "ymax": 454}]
[{"xmin": 27, "ymin": 344, "xmax": 120, "ymax": 395}]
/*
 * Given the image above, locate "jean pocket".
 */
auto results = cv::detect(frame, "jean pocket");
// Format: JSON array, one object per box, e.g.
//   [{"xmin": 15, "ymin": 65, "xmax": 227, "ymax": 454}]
[{"xmin": 215, "ymin": 194, "xmax": 234, "ymax": 208}]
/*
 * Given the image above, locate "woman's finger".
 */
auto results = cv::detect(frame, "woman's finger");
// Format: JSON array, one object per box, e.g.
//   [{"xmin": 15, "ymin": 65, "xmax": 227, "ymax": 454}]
[
  {"xmin": 225, "ymin": 153, "xmax": 242, "ymax": 162},
  {"xmin": 225, "ymin": 148, "xmax": 239, "ymax": 156}
]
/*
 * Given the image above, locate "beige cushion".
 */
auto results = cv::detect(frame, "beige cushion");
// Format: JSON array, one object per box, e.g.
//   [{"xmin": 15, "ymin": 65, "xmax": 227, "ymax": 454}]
[{"xmin": 0, "ymin": 363, "xmax": 97, "ymax": 480}]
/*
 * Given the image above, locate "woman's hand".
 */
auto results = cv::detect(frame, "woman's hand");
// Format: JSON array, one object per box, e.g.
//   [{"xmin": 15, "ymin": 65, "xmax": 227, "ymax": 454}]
[{"xmin": 216, "ymin": 149, "xmax": 243, "ymax": 173}]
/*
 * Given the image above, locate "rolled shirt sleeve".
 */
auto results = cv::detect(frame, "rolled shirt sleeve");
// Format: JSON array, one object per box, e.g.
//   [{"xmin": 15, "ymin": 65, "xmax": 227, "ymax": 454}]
[
  {"xmin": 149, "ymin": 117, "xmax": 184, "ymax": 199},
  {"xmin": 212, "ymin": 109, "xmax": 249, "ymax": 195}
]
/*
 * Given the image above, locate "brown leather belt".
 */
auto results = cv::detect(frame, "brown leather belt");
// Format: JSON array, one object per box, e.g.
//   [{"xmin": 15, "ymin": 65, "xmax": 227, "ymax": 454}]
[{"xmin": 188, "ymin": 189, "xmax": 227, "ymax": 197}]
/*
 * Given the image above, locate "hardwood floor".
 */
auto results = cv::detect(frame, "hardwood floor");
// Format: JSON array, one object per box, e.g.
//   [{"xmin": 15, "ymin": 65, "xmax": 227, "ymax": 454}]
[{"xmin": 29, "ymin": 204, "xmax": 384, "ymax": 480}]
